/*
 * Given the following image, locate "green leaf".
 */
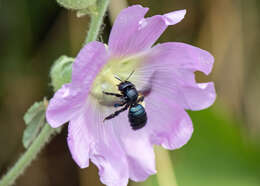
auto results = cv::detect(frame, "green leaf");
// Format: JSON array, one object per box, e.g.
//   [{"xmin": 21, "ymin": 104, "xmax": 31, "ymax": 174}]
[
  {"xmin": 57, "ymin": 0, "xmax": 97, "ymax": 10},
  {"xmin": 50, "ymin": 55, "xmax": 74, "ymax": 92},
  {"xmin": 23, "ymin": 101, "xmax": 46, "ymax": 148},
  {"xmin": 24, "ymin": 102, "xmax": 45, "ymax": 125}
]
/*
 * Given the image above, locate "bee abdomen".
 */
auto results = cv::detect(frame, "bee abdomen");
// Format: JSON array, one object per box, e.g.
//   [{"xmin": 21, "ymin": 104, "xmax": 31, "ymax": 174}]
[{"xmin": 128, "ymin": 104, "xmax": 147, "ymax": 130}]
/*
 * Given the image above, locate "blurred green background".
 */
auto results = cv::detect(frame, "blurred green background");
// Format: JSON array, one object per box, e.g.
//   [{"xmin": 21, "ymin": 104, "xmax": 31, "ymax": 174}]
[{"xmin": 1, "ymin": 0, "xmax": 260, "ymax": 186}]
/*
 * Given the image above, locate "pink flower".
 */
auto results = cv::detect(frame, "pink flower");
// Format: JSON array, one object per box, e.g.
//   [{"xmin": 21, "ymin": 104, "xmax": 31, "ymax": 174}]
[{"xmin": 46, "ymin": 5, "xmax": 216, "ymax": 186}]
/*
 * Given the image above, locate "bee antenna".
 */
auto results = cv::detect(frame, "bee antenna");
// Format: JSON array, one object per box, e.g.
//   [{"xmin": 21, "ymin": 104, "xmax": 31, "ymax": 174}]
[
  {"xmin": 114, "ymin": 75, "xmax": 122, "ymax": 82},
  {"xmin": 126, "ymin": 70, "xmax": 135, "ymax": 81}
]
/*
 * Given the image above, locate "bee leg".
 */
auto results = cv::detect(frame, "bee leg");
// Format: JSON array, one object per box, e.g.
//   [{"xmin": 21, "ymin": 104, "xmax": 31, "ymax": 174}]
[
  {"xmin": 104, "ymin": 104, "xmax": 129, "ymax": 121},
  {"xmin": 137, "ymin": 95, "xmax": 144, "ymax": 102},
  {"xmin": 102, "ymin": 91, "xmax": 122, "ymax": 98},
  {"xmin": 114, "ymin": 101, "xmax": 127, "ymax": 107}
]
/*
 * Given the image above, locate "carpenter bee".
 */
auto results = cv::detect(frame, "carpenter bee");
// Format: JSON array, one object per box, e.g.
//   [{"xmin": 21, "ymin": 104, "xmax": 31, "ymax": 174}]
[{"xmin": 103, "ymin": 71, "xmax": 147, "ymax": 130}]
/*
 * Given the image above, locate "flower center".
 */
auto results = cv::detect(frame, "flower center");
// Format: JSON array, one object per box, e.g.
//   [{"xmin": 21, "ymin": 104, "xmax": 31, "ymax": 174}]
[{"xmin": 90, "ymin": 56, "xmax": 141, "ymax": 106}]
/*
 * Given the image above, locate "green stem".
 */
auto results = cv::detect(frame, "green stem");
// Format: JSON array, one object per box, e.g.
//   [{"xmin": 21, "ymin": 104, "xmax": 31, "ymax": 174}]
[
  {"xmin": 108, "ymin": 0, "xmax": 127, "ymax": 23},
  {"xmin": 0, "ymin": 125, "xmax": 56, "ymax": 186},
  {"xmin": 155, "ymin": 146, "xmax": 179, "ymax": 186},
  {"xmin": 84, "ymin": 0, "xmax": 109, "ymax": 44}
]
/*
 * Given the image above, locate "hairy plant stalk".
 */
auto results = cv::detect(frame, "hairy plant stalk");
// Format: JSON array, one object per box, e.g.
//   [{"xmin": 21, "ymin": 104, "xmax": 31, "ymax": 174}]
[
  {"xmin": 84, "ymin": 0, "xmax": 109, "ymax": 44},
  {"xmin": 0, "ymin": 125, "xmax": 55, "ymax": 186}
]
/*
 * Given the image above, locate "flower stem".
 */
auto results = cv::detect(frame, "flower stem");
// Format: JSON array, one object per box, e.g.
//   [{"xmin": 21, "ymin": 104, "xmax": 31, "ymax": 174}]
[
  {"xmin": 155, "ymin": 146, "xmax": 178, "ymax": 186},
  {"xmin": 84, "ymin": 0, "xmax": 109, "ymax": 44},
  {"xmin": 0, "ymin": 124, "xmax": 56, "ymax": 186},
  {"xmin": 108, "ymin": 0, "xmax": 127, "ymax": 23}
]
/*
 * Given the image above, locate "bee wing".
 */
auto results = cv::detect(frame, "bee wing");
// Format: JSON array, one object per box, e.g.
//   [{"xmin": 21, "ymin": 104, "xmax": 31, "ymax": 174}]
[
  {"xmin": 129, "ymin": 45, "xmax": 215, "ymax": 111},
  {"xmin": 130, "ymin": 65, "xmax": 155, "ymax": 96}
]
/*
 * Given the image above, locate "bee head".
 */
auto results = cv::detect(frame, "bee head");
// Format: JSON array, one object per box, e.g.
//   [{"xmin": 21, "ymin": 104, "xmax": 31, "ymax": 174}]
[
  {"xmin": 118, "ymin": 81, "xmax": 135, "ymax": 91},
  {"xmin": 115, "ymin": 71, "xmax": 135, "ymax": 92}
]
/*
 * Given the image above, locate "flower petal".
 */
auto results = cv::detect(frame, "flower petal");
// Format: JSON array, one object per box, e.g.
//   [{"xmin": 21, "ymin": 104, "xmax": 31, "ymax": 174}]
[
  {"xmin": 108, "ymin": 5, "xmax": 186, "ymax": 57},
  {"xmin": 67, "ymin": 102, "xmax": 96, "ymax": 168},
  {"xmin": 46, "ymin": 83, "xmax": 85, "ymax": 128},
  {"xmin": 146, "ymin": 90, "xmax": 194, "ymax": 149},
  {"xmin": 46, "ymin": 41, "xmax": 107, "ymax": 128},
  {"xmin": 180, "ymin": 82, "xmax": 216, "ymax": 110},
  {"xmin": 67, "ymin": 99, "xmax": 129, "ymax": 185},
  {"xmin": 50, "ymin": 101, "xmax": 131, "ymax": 185},
  {"xmin": 108, "ymin": 5, "xmax": 148, "ymax": 57},
  {"xmin": 71, "ymin": 41, "xmax": 108, "ymax": 90},
  {"xmin": 163, "ymin": 9, "xmax": 186, "ymax": 25},
  {"xmin": 91, "ymin": 124, "xmax": 129, "ymax": 186},
  {"xmin": 112, "ymin": 111, "xmax": 156, "ymax": 181},
  {"xmin": 135, "ymin": 42, "xmax": 216, "ymax": 111},
  {"xmin": 146, "ymin": 42, "xmax": 214, "ymax": 75},
  {"xmin": 125, "ymin": 137, "xmax": 156, "ymax": 182}
]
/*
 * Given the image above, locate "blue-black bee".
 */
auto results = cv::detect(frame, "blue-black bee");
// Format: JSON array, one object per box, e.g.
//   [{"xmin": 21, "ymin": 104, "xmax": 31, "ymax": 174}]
[{"xmin": 103, "ymin": 71, "xmax": 147, "ymax": 130}]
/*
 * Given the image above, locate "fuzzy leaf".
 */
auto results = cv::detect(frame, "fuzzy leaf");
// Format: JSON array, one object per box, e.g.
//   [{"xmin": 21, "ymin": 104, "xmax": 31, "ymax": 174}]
[
  {"xmin": 57, "ymin": 0, "xmax": 97, "ymax": 10},
  {"xmin": 23, "ymin": 101, "xmax": 46, "ymax": 148},
  {"xmin": 24, "ymin": 102, "xmax": 45, "ymax": 125}
]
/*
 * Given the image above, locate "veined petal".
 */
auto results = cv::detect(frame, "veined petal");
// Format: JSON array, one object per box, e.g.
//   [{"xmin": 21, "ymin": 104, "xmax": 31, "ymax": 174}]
[
  {"xmin": 163, "ymin": 9, "xmax": 186, "ymax": 25},
  {"xmin": 46, "ymin": 41, "xmax": 107, "ymax": 127},
  {"xmin": 181, "ymin": 82, "xmax": 216, "ymax": 110},
  {"xmin": 67, "ymin": 105, "xmax": 93, "ymax": 168},
  {"xmin": 126, "ymin": 137, "xmax": 156, "ymax": 181},
  {"xmin": 69, "ymin": 99, "xmax": 129, "ymax": 186},
  {"xmin": 146, "ymin": 91, "xmax": 193, "ymax": 149},
  {"xmin": 91, "ymin": 123, "xmax": 129, "ymax": 186},
  {"xmin": 108, "ymin": 5, "xmax": 148, "ymax": 57},
  {"xmin": 112, "ymin": 112, "xmax": 156, "ymax": 181},
  {"xmin": 108, "ymin": 5, "xmax": 186, "ymax": 57},
  {"xmin": 71, "ymin": 41, "xmax": 108, "ymax": 90},
  {"xmin": 147, "ymin": 42, "xmax": 214, "ymax": 75},
  {"xmin": 46, "ymin": 83, "xmax": 85, "ymax": 128},
  {"xmin": 135, "ymin": 42, "xmax": 216, "ymax": 111}
]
